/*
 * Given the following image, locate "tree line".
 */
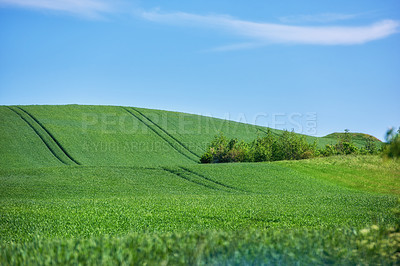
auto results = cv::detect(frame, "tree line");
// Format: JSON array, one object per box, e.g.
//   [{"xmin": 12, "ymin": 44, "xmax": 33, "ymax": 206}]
[{"xmin": 200, "ymin": 128, "xmax": 399, "ymax": 164}]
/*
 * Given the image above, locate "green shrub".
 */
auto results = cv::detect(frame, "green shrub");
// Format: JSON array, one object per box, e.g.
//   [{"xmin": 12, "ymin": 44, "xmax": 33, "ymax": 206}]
[
  {"xmin": 383, "ymin": 127, "xmax": 400, "ymax": 159},
  {"xmin": 271, "ymin": 130, "xmax": 317, "ymax": 161},
  {"xmin": 334, "ymin": 129, "xmax": 359, "ymax": 155},
  {"xmin": 250, "ymin": 132, "xmax": 273, "ymax": 162},
  {"xmin": 364, "ymin": 137, "xmax": 378, "ymax": 154},
  {"xmin": 202, "ymin": 130, "xmax": 317, "ymax": 164},
  {"xmin": 231, "ymin": 140, "xmax": 252, "ymax": 162},
  {"xmin": 320, "ymin": 144, "xmax": 336, "ymax": 157},
  {"xmin": 200, "ymin": 129, "xmax": 383, "ymax": 164},
  {"xmin": 200, "ymin": 151, "xmax": 213, "ymax": 163},
  {"xmin": 208, "ymin": 133, "xmax": 229, "ymax": 163},
  {"xmin": 337, "ymin": 141, "xmax": 358, "ymax": 155}
]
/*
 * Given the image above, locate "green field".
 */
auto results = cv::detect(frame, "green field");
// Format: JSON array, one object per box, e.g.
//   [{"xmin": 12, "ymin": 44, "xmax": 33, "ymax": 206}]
[{"xmin": 0, "ymin": 105, "xmax": 399, "ymax": 264}]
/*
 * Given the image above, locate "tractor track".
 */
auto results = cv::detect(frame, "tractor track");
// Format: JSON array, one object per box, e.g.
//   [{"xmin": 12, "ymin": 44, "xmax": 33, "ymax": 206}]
[
  {"xmin": 8, "ymin": 106, "xmax": 80, "ymax": 165},
  {"xmin": 123, "ymin": 107, "xmax": 199, "ymax": 163}
]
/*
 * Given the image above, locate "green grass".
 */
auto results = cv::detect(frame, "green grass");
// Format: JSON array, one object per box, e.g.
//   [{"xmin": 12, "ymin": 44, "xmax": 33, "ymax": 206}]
[
  {"xmin": 0, "ymin": 107, "xmax": 62, "ymax": 168},
  {"xmin": 2, "ymin": 226, "xmax": 399, "ymax": 265},
  {"xmin": 0, "ymin": 104, "xmax": 398, "ymax": 264},
  {"xmin": 277, "ymin": 155, "xmax": 400, "ymax": 195},
  {"xmin": 2, "ymin": 163, "xmax": 397, "ymax": 243}
]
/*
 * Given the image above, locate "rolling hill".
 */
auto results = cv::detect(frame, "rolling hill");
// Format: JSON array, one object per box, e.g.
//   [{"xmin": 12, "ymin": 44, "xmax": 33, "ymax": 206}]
[
  {"xmin": 325, "ymin": 132, "xmax": 382, "ymax": 144},
  {"xmin": 0, "ymin": 105, "xmax": 380, "ymax": 168},
  {"xmin": 0, "ymin": 105, "xmax": 398, "ymax": 264}
]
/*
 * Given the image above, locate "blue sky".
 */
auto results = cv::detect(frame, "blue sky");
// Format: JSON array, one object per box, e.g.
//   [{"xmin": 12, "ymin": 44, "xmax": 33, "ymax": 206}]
[{"xmin": 0, "ymin": 0, "xmax": 399, "ymax": 140}]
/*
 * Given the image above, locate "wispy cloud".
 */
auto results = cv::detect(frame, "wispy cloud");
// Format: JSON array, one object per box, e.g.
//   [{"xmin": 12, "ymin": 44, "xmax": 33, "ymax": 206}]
[
  {"xmin": 279, "ymin": 13, "xmax": 361, "ymax": 23},
  {"xmin": 2, "ymin": 3, "xmax": 398, "ymax": 47},
  {"xmin": 0, "ymin": 0, "xmax": 114, "ymax": 18},
  {"xmin": 140, "ymin": 10, "xmax": 400, "ymax": 48}
]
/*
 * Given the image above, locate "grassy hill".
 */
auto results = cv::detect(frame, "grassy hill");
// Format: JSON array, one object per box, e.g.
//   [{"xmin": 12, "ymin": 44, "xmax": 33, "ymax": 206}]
[
  {"xmin": 0, "ymin": 105, "xmax": 398, "ymax": 264},
  {"xmin": 0, "ymin": 105, "xmax": 380, "ymax": 168},
  {"xmin": 325, "ymin": 132, "xmax": 382, "ymax": 145}
]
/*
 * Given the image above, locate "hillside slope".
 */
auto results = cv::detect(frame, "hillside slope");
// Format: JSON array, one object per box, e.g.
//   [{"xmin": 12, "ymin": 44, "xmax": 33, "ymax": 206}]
[{"xmin": 0, "ymin": 105, "xmax": 381, "ymax": 168}]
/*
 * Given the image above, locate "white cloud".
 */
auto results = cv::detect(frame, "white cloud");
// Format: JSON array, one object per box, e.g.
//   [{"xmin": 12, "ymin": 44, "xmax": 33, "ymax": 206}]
[
  {"xmin": 0, "ymin": 0, "xmax": 114, "ymax": 18},
  {"xmin": 2, "ymin": 4, "xmax": 398, "ymax": 47},
  {"xmin": 279, "ymin": 13, "xmax": 361, "ymax": 24},
  {"xmin": 140, "ymin": 10, "xmax": 400, "ymax": 47}
]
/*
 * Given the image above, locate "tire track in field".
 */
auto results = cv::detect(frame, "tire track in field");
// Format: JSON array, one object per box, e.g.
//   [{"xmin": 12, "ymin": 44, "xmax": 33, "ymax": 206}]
[
  {"xmin": 179, "ymin": 167, "xmax": 248, "ymax": 193},
  {"xmin": 123, "ymin": 107, "xmax": 199, "ymax": 163},
  {"xmin": 158, "ymin": 117, "xmax": 206, "ymax": 156},
  {"xmin": 8, "ymin": 106, "xmax": 80, "ymax": 165},
  {"xmin": 162, "ymin": 167, "xmax": 220, "ymax": 191},
  {"xmin": 163, "ymin": 167, "xmax": 245, "ymax": 193},
  {"xmin": 132, "ymin": 108, "xmax": 202, "ymax": 158}
]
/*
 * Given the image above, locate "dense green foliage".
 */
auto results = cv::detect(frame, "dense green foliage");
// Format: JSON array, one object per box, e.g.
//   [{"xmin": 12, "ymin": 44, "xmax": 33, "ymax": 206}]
[
  {"xmin": 200, "ymin": 130, "xmax": 317, "ymax": 163},
  {"xmin": 383, "ymin": 127, "xmax": 400, "ymax": 159},
  {"xmin": 200, "ymin": 129, "xmax": 379, "ymax": 164},
  {"xmin": 0, "ymin": 105, "xmax": 397, "ymax": 264}
]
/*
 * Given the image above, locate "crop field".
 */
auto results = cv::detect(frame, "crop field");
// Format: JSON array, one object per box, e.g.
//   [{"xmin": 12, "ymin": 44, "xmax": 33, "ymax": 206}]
[{"xmin": 0, "ymin": 105, "xmax": 399, "ymax": 264}]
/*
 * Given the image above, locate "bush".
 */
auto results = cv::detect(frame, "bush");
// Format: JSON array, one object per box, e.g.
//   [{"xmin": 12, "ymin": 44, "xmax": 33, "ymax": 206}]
[
  {"xmin": 223, "ymin": 138, "xmax": 247, "ymax": 163},
  {"xmin": 338, "ymin": 141, "xmax": 358, "ymax": 155},
  {"xmin": 320, "ymin": 144, "xmax": 336, "ymax": 157},
  {"xmin": 200, "ymin": 151, "xmax": 213, "ymax": 163},
  {"xmin": 364, "ymin": 138, "xmax": 378, "ymax": 154},
  {"xmin": 200, "ymin": 134, "xmax": 252, "ymax": 163},
  {"xmin": 208, "ymin": 133, "xmax": 229, "ymax": 163},
  {"xmin": 383, "ymin": 127, "xmax": 400, "ymax": 159},
  {"xmin": 250, "ymin": 131, "xmax": 273, "ymax": 162},
  {"xmin": 271, "ymin": 130, "xmax": 316, "ymax": 161},
  {"xmin": 333, "ymin": 129, "xmax": 359, "ymax": 155},
  {"xmin": 201, "ymin": 130, "xmax": 317, "ymax": 164},
  {"xmin": 200, "ymin": 129, "xmax": 383, "ymax": 164}
]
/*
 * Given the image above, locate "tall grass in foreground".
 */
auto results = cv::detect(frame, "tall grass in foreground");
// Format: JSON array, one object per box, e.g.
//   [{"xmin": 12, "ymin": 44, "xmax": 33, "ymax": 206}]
[{"xmin": 2, "ymin": 226, "xmax": 399, "ymax": 265}]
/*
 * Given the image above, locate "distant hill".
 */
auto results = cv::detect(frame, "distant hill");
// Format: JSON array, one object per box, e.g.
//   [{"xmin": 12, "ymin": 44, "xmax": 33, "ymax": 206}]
[{"xmin": 324, "ymin": 132, "xmax": 382, "ymax": 146}]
